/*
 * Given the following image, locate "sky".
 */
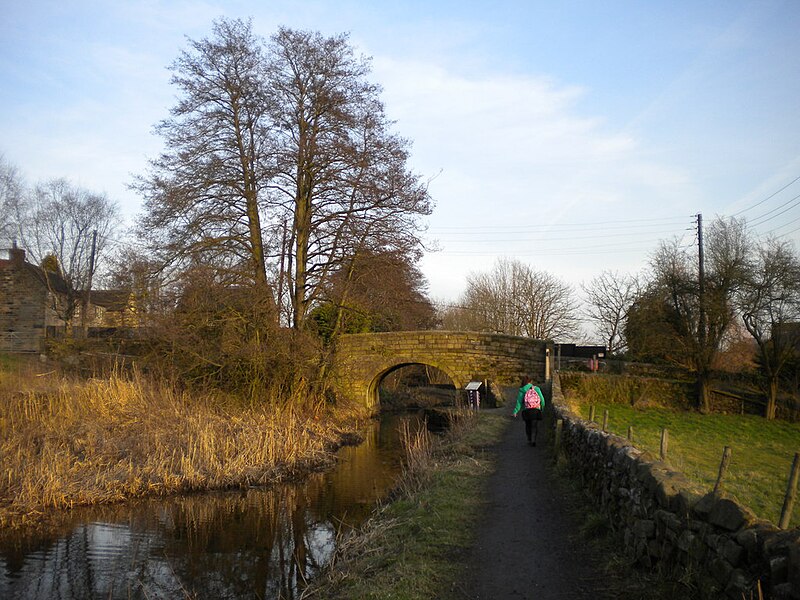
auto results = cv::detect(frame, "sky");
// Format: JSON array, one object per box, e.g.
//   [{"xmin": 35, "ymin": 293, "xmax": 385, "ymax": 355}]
[{"xmin": 2, "ymin": 0, "xmax": 800, "ymax": 304}]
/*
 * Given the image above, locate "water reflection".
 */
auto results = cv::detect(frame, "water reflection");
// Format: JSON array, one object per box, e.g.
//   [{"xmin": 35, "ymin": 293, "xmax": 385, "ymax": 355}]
[{"xmin": 0, "ymin": 412, "xmax": 420, "ymax": 600}]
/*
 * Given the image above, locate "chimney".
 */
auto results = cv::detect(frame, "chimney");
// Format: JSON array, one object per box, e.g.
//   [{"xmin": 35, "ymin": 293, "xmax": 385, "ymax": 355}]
[{"xmin": 9, "ymin": 240, "xmax": 25, "ymax": 266}]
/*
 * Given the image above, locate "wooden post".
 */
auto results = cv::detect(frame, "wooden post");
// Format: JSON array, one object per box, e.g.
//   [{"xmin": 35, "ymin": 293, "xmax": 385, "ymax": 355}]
[
  {"xmin": 660, "ymin": 428, "xmax": 669, "ymax": 460},
  {"xmin": 712, "ymin": 446, "xmax": 732, "ymax": 496},
  {"xmin": 588, "ymin": 404, "xmax": 596, "ymax": 423},
  {"xmin": 778, "ymin": 452, "xmax": 800, "ymax": 529},
  {"xmin": 554, "ymin": 419, "xmax": 563, "ymax": 460},
  {"xmin": 627, "ymin": 425, "xmax": 634, "ymax": 442},
  {"xmin": 602, "ymin": 410, "xmax": 609, "ymax": 432}
]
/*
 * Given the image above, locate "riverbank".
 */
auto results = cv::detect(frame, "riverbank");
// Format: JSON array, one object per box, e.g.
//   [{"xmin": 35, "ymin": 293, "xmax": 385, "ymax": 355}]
[
  {"xmin": 304, "ymin": 404, "xmax": 692, "ymax": 600},
  {"xmin": 0, "ymin": 361, "xmax": 371, "ymax": 529},
  {"xmin": 301, "ymin": 409, "xmax": 507, "ymax": 599}
]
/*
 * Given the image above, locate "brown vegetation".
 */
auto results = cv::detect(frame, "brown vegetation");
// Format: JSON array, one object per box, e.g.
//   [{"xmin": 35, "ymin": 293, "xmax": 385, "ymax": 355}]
[{"xmin": 0, "ymin": 359, "xmax": 370, "ymax": 529}]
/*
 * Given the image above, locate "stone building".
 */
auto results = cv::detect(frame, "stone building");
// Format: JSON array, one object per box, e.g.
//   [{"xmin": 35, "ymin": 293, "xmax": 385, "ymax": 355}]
[{"xmin": 0, "ymin": 246, "xmax": 137, "ymax": 352}]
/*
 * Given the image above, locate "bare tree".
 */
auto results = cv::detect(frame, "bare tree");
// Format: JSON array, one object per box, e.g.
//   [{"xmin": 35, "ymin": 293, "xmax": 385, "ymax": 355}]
[
  {"xmin": 0, "ymin": 154, "xmax": 25, "ymax": 247},
  {"xmin": 311, "ymin": 249, "xmax": 437, "ymax": 340},
  {"xmin": 737, "ymin": 238, "xmax": 800, "ymax": 419},
  {"xmin": 456, "ymin": 258, "xmax": 580, "ymax": 340},
  {"xmin": 18, "ymin": 178, "xmax": 118, "ymax": 330},
  {"xmin": 647, "ymin": 217, "xmax": 750, "ymax": 411},
  {"xmin": 136, "ymin": 23, "xmax": 431, "ymax": 331},
  {"xmin": 582, "ymin": 270, "xmax": 640, "ymax": 355},
  {"xmin": 135, "ymin": 18, "xmax": 274, "ymax": 293},
  {"xmin": 265, "ymin": 27, "xmax": 431, "ymax": 329}
]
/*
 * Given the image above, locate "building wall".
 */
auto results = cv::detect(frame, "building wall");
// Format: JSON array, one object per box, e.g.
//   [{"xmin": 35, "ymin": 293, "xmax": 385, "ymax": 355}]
[{"xmin": 0, "ymin": 263, "xmax": 48, "ymax": 352}]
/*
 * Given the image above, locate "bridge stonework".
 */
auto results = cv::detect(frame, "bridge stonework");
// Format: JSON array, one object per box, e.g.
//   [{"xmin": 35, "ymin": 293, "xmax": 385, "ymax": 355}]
[{"xmin": 331, "ymin": 331, "xmax": 552, "ymax": 409}]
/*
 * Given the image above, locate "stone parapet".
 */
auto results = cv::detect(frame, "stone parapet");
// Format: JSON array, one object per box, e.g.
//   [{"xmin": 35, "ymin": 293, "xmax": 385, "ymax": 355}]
[{"xmin": 332, "ymin": 331, "xmax": 551, "ymax": 409}]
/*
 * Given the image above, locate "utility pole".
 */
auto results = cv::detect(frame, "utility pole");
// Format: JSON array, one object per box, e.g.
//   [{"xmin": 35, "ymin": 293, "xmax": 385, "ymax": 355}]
[
  {"xmin": 697, "ymin": 213, "xmax": 706, "ymax": 344},
  {"xmin": 81, "ymin": 230, "xmax": 98, "ymax": 338},
  {"xmin": 696, "ymin": 213, "xmax": 709, "ymax": 412}
]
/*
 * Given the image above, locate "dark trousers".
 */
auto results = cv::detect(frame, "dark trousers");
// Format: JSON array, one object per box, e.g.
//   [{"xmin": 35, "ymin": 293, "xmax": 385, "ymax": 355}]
[{"xmin": 522, "ymin": 409, "xmax": 541, "ymax": 441}]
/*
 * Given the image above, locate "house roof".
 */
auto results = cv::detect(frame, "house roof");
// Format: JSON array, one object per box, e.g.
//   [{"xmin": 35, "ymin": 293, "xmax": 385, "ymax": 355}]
[
  {"xmin": 0, "ymin": 256, "xmax": 70, "ymax": 294},
  {"xmin": 86, "ymin": 290, "xmax": 132, "ymax": 310},
  {"xmin": 2, "ymin": 247, "xmax": 131, "ymax": 310}
]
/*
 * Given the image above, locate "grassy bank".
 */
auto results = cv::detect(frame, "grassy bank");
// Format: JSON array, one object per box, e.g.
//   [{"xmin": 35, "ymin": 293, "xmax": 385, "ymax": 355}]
[
  {"xmin": 302, "ymin": 410, "xmax": 507, "ymax": 600},
  {"xmin": 568, "ymin": 400, "xmax": 800, "ymax": 529},
  {"xmin": 561, "ymin": 372, "xmax": 800, "ymax": 528},
  {"xmin": 0, "ymin": 356, "xmax": 370, "ymax": 528}
]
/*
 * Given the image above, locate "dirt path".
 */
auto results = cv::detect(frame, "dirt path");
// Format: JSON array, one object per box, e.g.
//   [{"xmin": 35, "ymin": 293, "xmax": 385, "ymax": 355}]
[{"xmin": 457, "ymin": 397, "xmax": 613, "ymax": 600}]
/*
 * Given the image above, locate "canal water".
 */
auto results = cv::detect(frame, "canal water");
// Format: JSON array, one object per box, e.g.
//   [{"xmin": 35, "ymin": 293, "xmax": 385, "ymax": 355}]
[{"xmin": 0, "ymin": 412, "xmax": 422, "ymax": 600}]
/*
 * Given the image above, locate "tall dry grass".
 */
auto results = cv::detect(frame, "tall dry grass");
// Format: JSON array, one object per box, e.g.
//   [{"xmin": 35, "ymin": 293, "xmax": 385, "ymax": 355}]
[{"xmin": 0, "ymin": 363, "xmax": 370, "ymax": 528}]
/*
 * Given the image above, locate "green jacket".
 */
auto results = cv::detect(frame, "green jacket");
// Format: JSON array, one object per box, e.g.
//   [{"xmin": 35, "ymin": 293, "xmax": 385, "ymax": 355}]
[{"xmin": 513, "ymin": 383, "xmax": 545, "ymax": 416}]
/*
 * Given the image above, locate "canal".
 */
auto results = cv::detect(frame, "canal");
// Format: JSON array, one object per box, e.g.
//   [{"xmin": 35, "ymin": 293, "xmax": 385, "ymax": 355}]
[{"xmin": 0, "ymin": 412, "xmax": 423, "ymax": 599}]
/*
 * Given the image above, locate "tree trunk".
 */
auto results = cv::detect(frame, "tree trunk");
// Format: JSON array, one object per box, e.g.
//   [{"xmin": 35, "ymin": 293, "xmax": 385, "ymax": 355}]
[
  {"xmin": 696, "ymin": 371, "xmax": 712, "ymax": 414},
  {"xmin": 292, "ymin": 191, "xmax": 311, "ymax": 330},
  {"xmin": 766, "ymin": 376, "xmax": 779, "ymax": 420}
]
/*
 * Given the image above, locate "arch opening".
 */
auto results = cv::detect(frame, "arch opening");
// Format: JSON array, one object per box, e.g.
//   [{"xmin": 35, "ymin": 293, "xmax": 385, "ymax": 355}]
[{"xmin": 369, "ymin": 362, "xmax": 458, "ymax": 410}]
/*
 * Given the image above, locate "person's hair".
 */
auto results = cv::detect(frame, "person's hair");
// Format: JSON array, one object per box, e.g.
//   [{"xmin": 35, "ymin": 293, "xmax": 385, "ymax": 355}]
[{"xmin": 521, "ymin": 375, "xmax": 532, "ymax": 386}]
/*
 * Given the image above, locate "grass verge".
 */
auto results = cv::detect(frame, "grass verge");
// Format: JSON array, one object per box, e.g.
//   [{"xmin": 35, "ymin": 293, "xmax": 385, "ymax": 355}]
[
  {"xmin": 300, "ymin": 410, "xmax": 507, "ymax": 600},
  {"xmin": 0, "ymin": 359, "xmax": 371, "ymax": 529},
  {"xmin": 569, "ymin": 401, "xmax": 800, "ymax": 529}
]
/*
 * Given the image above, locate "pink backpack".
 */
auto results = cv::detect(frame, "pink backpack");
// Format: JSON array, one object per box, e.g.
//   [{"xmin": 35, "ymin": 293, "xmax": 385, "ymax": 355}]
[{"xmin": 523, "ymin": 386, "xmax": 542, "ymax": 410}]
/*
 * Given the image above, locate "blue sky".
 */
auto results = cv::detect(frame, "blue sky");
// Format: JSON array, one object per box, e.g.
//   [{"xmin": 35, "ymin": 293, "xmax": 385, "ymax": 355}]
[{"xmin": 2, "ymin": 0, "xmax": 799, "ymax": 301}]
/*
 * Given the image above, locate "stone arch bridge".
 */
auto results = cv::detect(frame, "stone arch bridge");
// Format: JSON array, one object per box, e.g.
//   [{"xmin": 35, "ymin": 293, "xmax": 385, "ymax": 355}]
[{"xmin": 331, "ymin": 331, "xmax": 552, "ymax": 410}]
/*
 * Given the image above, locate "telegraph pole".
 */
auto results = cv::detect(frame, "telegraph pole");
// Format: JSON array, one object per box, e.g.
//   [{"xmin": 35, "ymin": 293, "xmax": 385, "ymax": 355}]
[
  {"xmin": 696, "ymin": 213, "xmax": 709, "ymax": 411},
  {"xmin": 697, "ymin": 213, "xmax": 706, "ymax": 343},
  {"xmin": 81, "ymin": 230, "xmax": 98, "ymax": 338}
]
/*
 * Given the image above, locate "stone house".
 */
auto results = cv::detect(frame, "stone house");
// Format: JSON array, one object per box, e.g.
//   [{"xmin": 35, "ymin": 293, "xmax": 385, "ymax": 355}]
[{"xmin": 0, "ymin": 246, "xmax": 137, "ymax": 352}]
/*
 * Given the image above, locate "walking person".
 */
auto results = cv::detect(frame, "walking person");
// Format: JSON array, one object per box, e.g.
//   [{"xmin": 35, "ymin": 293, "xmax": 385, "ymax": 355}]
[{"xmin": 513, "ymin": 375, "xmax": 545, "ymax": 446}]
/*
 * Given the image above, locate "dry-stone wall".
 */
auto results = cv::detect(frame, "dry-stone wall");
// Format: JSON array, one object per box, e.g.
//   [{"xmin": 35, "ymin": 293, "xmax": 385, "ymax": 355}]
[
  {"xmin": 551, "ymin": 375, "xmax": 800, "ymax": 599},
  {"xmin": 332, "ymin": 331, "xmax": 550, "ymax": 410}
]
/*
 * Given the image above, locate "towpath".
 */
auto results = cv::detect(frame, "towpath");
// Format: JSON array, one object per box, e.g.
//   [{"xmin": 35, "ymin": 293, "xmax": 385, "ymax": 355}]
[{"xmin": 456, "ymin": 394, "xmax": 615, "ymax": 600}]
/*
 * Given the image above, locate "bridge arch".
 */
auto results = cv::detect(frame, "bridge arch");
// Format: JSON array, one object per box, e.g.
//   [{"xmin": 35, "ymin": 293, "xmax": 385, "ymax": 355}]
[
  {"xmin": 332, "ymin": 331, "xmax": 551, "ymax": 410},
  {"xmin": 366, "ymin": 360, "xmax": 462, "ymax": 408}
]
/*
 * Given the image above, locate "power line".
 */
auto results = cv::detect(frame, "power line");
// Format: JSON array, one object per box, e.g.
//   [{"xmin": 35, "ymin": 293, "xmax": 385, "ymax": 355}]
[
  {"xmin": 731, "ymin": 174, "xmax": 800, "ymax": 217},
  {"xmin": 747, "ymin": 192, "xmax": 800, "ymax": 227},
  {"xmin": 429, "ymin": 216, "xmax": 691, "ymax": 233},
  {"xmin": 775, "ymin": 224, "xmax": 800, "ymax": 239},
  {"xmin": 764, "ymin": 213, "xmax": 800, "ymax": 237},
  {"xmin": 433, "ymin": 246, "xmax": 659, "ymax": 257},
  {"xmin": 427, "ymin": 227, "xmax": 689, "ymax": 243}
]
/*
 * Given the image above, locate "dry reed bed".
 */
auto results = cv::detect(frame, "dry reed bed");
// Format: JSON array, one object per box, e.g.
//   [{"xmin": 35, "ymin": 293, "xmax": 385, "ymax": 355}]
[{"xmin": 0, "ymin": 369, "xmax": 369, "ymax": 528}]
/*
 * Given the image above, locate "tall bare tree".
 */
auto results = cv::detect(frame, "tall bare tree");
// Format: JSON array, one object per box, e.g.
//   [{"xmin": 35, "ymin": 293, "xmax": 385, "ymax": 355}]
[
  {"xmin": 582, "ymin": 270, "xmax": 640, "ymax": 354},
  {"xmin": 0, "ymin": 154, "xmax": 25, "ymax": 247},
  {"xmin": 135, "ymin": 18, "xmax": 273, "ymax": 292},
  {"xmin": 737, "ymin": 238, "xmax": 800, "ymax": 419},
  {"xmin": 647, "ymin": 217, "xmax": 750, "ymax": 411},
  {"xmin": 265, "ymin": 28, "xmax": 431, "ymax": 329},
  {"xmin": 136, "ymin": 23, "xmax": 431, "ymax": 331},
  {"xmin": 455, "ymin": 258, "xmax": 579, "ymax": 340}
]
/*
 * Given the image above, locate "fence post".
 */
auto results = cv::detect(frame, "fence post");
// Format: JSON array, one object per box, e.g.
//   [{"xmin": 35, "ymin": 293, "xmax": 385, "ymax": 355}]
[
  {"xmin": 554, "ymin": 419, "xmax": 563, "ymax": 461},
  {"xmin": 588, "ymin": 404, "xmax": 596, "ymax": 423},
  {"xmin": 713, "ymin": 446, "xmax": 732, "ymax": 496},
  {"xmin": 779, "ymin": 452, "xmax": 800, "ymax": 529},
  {"xmin": 602, "ymin": 410, "xmax": 609, "ymax": 432},
  {"xmin": 660, "ymin": 428, "xmax": 669, "ymax": 461}
]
